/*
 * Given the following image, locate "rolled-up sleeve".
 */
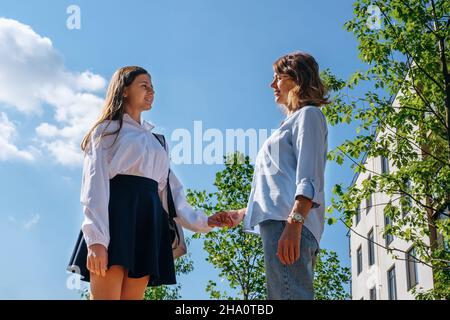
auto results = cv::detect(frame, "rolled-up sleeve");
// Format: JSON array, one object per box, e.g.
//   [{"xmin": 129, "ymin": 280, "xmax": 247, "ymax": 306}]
[
  {"xmin": 291, "ymin": 107, "xmax": 327, "ymax": 208},
  {"xmin": 80, "ymin": 127, "xmax": 111, "ymax": 249}
]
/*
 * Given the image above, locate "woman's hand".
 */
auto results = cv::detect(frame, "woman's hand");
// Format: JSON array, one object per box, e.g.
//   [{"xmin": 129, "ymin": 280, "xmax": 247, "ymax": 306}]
[
  {"xmin": 277, "ymin": 223, "xmax": 302, "ymax": 265},
  {"xmin": 227, "ymin": 209, "xmax": 246, "ymax": 227},
  {"xmin": 208, "ymin": 209, "xmax": 246, "ymax": 228},
  {"xmin": 208, "ymin": 211, "xmax": 233, "ymax": 227},
  {"xmin": 277, "ymin": 196, "xmax": 312, "ymax": 265},
  {"xmin": 208, "ymin": 212, "xmax": 224, "ymax": 227},
  {"xmin": 87, "ymin": 244, "xmax": 108, "ymax": 277}
]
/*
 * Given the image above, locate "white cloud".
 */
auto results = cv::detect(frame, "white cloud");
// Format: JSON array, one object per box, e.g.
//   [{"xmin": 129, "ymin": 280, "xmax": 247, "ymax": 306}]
[
  {"xmin": 6, "ymin": 213, "xmax": 40, "ymax": 230},
  {"xmin": 0, "ymin": 18, "xmax": 107, "ymax": 166},
  {"xmin": 35, "ymin": 122, "xmax": 58, "ymax": 138},
  {"xmin": 40, "ymin": 139, "xmax": 83, "ymax": 167},
  {"xmin": 73, "ymin": 71, "xmax": 106, "ymax": 92},
  {"xmin": 22, "ymin": 213, "xmax": 40, "ymax": 230},
  {"xmin": 61, "ymin": 175, "xmax": 73, "ymax": 183},
  {"xmin": 0, "ymin": 112, "xmax": 35, "ymax": 161}
]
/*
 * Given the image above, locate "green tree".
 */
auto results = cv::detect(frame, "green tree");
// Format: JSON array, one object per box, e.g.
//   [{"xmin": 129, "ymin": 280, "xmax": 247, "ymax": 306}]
[
  {"xmin": 322, "ymin": 0, "xmax": 450, "ymax": 299},
  {"xmin": 187, "ymin": 153, "xmax": 351, "ymax": 300},
  {"xmin": 187, "ymin": 153, "xmax": 266, "ymax": 300},
  {"xmin": 314, "ymin": 249, "xmax": 351, "ymax": 300},
  {"xmin": 144, "ymin": 238, "xmax": 194, "ymax": 300}
]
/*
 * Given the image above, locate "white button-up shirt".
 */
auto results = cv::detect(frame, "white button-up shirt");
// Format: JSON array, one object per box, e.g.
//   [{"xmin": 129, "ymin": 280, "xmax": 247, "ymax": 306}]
[
  {"xmin": 243, "ymin": 106, "xmax": 328, "ymax": 244},
  {"xmin": 80, "ymin": 113, "xmax": 212, "ymax": 248}
]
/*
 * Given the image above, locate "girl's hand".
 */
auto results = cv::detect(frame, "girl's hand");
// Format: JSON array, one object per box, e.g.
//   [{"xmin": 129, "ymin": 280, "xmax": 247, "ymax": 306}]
[
  {"xmin": 210, "ymin": 209, "xmax": 245, "ymax": 228},
  {"xmin": 87, "ymin": 244, "xmax": 108, "ymax": 277}
]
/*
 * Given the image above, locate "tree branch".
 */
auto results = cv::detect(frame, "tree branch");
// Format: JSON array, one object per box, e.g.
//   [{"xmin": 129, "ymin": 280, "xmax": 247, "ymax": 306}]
[
  {"xmin": 397, "ymin": 0, "xmax": 441, "ymax": 37},
  {"xmin": 341, "ymin": 218, "xmax": 450, "ymax": 269},
  {"xmin": 408, "ymin": 69, "xmax": 449, "ymax": 131},
  {"xmin": 335, "ymin": 146, "xmax": 444, "ymax": 216},
  {"xmin": 374, "ymin": 1, "xmax": 445, "ymax": 92},
  {"xmin": 378, "ymin": 117, "xmax": 449, "ymax": 166}
]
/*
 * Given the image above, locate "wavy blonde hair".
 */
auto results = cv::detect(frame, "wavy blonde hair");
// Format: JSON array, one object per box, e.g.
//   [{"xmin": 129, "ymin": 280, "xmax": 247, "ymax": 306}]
[
  {"xmin": 273, "ymin": 52, "xmax": 329, "ymax": 113},
  {"xmin": 80, "ymin": 66, "xmax": 149, "ymax": 153}
]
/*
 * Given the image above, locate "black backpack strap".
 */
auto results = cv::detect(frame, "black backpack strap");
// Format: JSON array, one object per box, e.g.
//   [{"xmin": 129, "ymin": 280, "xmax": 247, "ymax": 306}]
[
  {"xmin": 152, "ymin": 133, "xmax": 167, "ymax": 152},
  {"xmin": 152, "ymin": 133, "xmax": 178, "ymax": 220}
]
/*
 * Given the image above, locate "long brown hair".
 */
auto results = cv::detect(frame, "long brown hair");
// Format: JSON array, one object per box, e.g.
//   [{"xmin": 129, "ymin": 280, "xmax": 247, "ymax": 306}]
[
  {"xmin": 80, "ymin": 66, "xmax": 149, "ymax": 153},
  {"xmin": 273, "ymin": 52, "xmax": 329, "ymax": 112}
]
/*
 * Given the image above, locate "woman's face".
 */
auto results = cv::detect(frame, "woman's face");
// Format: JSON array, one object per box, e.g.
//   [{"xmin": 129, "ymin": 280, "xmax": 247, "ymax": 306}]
[
  {"xmin": 270, "ymin": 71, "xmax": 296, "ymax": 107},
  {"xmin": 123, "ymin": 73, "xmax": 155, "ymax": 111}
]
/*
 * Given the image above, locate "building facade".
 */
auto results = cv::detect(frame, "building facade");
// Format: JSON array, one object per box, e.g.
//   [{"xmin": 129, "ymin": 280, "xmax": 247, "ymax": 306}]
[{"xmin": 349, "ymin": 153, "xmax": 435, "ymax": 300}]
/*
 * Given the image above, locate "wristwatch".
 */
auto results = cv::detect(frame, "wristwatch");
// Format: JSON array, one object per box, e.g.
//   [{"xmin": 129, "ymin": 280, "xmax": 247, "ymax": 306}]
[{"xmin": 288, "ymin": 212, "xmax": 305, "ymax": 225}]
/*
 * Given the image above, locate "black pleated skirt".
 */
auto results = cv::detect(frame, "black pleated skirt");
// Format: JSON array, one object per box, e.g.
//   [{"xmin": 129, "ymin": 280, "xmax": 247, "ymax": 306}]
[{"xmin": 67, "ymin": 174, "xmax": 176, "ymax": 287}]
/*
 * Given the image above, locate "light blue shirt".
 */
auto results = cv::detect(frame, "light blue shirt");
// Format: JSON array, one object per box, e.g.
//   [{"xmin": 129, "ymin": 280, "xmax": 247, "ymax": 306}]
[{"xmin": 243, "ymin": 106, "xmax": 328, "ymax": 244}]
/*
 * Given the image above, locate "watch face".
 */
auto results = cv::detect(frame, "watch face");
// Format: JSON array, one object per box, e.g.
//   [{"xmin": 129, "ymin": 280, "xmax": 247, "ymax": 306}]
[{"xmin": 294, "ymin": 213, "xmax": 302, "ymax": 220}]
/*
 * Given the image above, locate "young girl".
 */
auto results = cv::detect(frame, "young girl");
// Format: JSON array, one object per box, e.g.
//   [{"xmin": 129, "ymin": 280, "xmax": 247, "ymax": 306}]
[{"xmin": 67, "ymin": 66, "xmax": 224, "ymax": 300}]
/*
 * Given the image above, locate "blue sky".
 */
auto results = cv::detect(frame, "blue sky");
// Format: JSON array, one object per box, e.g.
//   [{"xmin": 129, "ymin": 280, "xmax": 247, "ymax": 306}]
[{"xmin": 0, "ymin": 0, "xmax": 367, "ymax": 299}]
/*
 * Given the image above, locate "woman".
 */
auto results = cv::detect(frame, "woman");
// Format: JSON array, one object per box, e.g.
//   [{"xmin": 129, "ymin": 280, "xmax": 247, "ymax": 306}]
[
  {"xmin": 219, "ymin": 52, "xmax": 329, "ymax": 300},
  {"xmin": 67, "ymin": 66, "xmax": 225, "ymax": 300}
]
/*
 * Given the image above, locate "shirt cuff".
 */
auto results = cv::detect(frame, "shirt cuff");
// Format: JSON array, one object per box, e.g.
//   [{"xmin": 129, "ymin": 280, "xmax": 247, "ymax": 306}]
[
  {"xmin": 197, "ymin": 213, "xmax": 214, "ymax": 233},
  {"xmin": 295, "ymin": 178, "xmax": 320, "ymax": 208},
  {"xmin": 81, "ymin": 228, "xmax": 109, "ymax": 249}
]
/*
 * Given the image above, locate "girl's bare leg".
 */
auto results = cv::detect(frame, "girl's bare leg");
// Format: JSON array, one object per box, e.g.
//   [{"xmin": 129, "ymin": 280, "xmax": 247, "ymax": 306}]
[
  {"xmin": 120, "ymin": 271, "xmax": 150, "ymax": 300},
  {"xmin": 89, "ymin": 265, "xmax": 125, "ymax": 300}
]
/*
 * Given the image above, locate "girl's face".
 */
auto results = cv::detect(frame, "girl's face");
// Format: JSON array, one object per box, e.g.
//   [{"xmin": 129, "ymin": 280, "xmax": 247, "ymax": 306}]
[
  {"xmin": 123, "ymin": 73, "xmax": 155, "ymax": 111},
  {"xmin": 270, "ymin": 71, "xmax": 296, "ymax": 107}
]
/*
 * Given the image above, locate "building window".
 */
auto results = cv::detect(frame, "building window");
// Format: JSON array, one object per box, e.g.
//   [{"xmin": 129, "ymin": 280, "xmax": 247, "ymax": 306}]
[
  {"xmin": 387, "ymin": 265, "xmax": 397, "ymax": 300},
  {"xmin": 355, "ymin": 204, "xmax": 361, "ymax": 226},
  {"xmin": 381, "ymin": 156, "xmax": 389, "ymax": 174},
  {"xmin": 402, "ymin": 179, "xmax": 413, "ymax": 217},
  {"xmin": 357, "ymin": 245, "xmax": 363, "ymax": 275},
  {"xmin": 369, "ymin": 286, "xmax": 377, "ymax": 300},
  {"xmin": 384, "ymin": 215, "xmax": 393, "ymax": 246},
  {"xmin": 368, "ymin": 228, "xmax": 375, "ymax": 266},
  {"xmin": 406, "ymin": 247, "xmax": 419, "ymax": 290},
  {"xmin": 366, "ymin": 194, "xmax": 372, "ymax": 215}
]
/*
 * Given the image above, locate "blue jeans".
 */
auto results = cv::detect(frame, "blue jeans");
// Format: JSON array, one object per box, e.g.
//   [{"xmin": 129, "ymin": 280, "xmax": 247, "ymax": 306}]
[{"xmin": 259, "ymin": 219, "xmax": 320, "ymax": 300}]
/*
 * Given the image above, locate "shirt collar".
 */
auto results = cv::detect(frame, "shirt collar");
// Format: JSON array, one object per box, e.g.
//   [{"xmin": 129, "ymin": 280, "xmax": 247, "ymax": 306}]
[
  {"xmin": 123, "ymin": 113, "xmax": 155, "ymax": 131},
  {"xmin": 284, "ymin": 108, "xmax": 301, "ymax": 121},
  {"xmin": 142, "ymin": 120, "xmax": 155, "ymax": 131}
]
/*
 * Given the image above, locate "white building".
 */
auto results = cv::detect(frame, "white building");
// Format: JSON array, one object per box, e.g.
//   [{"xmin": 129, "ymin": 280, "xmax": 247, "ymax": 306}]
[{"xmin": 348, "ymin": 112, "xmax": 436, "ymax": 300}]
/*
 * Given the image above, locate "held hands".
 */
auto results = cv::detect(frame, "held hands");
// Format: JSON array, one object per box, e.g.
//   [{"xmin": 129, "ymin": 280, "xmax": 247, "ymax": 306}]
[
  {"xmin": 87, "ymin": 243, "xmax": 108, "ymax": 277},
  {"xmin": 207, "ymin": 209, "xmax": 245, "ymax": 228}
]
